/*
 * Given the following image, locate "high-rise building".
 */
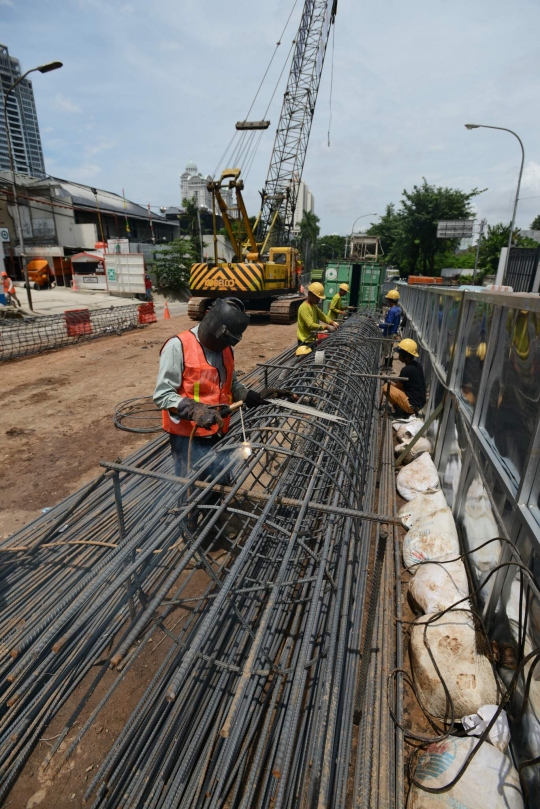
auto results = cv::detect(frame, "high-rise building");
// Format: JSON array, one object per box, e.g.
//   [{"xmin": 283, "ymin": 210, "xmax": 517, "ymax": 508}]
[
  {"xmin": 180, "ymin": 161, "xmax": 232, "ymax": 209},
  {"xmin": 0, "ymin": 44, "xmax": 46, "ymax": 178},
  {"xmin": 292, "ymin": 179, "xmax": 315, "ymax": 234}
]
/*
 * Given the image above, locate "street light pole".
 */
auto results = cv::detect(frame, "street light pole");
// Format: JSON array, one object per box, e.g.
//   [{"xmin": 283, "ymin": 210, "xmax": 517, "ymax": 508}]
[
  {"xmin": 465, "ymin": 123, "xmax": 525, "ymax": 283},
  {"xmin": 2, "ymin": 60, "xmax": 62, "ymax": 310},
  {"xmin": 347, "ymin": 213, "xmax": 378, "ymax": 258}
]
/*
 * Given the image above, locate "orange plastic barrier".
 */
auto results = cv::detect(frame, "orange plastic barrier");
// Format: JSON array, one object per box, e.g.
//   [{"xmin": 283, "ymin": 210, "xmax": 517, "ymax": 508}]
[
  {"xmin": 407, "ymin": 276, "xmax": 443, "ymax": 285},
  {"xmin": 64, "ymin": 309, "xmax": 93, "ymax": 337},
  {"xmin": 138, "ymin": 302, "xmax": 157, "ymax": 324}
]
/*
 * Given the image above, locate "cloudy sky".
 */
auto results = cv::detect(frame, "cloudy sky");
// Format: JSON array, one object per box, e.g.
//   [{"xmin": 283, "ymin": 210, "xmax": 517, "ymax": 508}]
[{"xmin": 2, "ymin": 0, "xmax": 540, "ymax": 235}]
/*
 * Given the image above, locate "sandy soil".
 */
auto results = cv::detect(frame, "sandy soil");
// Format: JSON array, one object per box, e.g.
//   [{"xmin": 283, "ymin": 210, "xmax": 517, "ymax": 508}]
[{"xmin": 1, "ymin": 314, "xmax": 297, "ymax": 538}]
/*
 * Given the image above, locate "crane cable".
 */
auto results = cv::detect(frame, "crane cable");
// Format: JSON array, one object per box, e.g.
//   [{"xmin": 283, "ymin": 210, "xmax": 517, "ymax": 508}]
[
  {"xmin": 327, "ymin": 22, "xmax": 335, "ymax": 147},
  {"xmin": 212, "ymin": 0, "xmax": 300, "ymax": 179}
]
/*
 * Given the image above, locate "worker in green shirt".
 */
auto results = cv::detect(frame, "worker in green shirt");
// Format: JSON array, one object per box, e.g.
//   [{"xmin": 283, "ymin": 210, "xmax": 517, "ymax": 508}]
[
  {"xmin": 328, "ymin": 283, "xmax": 353, "ymax": 320},
  {"xmin": 297, "ymin": 281, "xmax": 339, "ymax": 344}
]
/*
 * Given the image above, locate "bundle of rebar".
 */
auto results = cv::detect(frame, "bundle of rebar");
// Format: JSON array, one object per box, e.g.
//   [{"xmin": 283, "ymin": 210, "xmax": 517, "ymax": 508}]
[
  {"xmin": 0, "ymin": 344, "xmax": 299, "ymax": 799},
  {"xmin": 0, "ymin": 303, "xmax": 143, "ymax": 361},
  {"xmin": 0, "ymin": 317, "xmax": 401, "ymax": 807}
]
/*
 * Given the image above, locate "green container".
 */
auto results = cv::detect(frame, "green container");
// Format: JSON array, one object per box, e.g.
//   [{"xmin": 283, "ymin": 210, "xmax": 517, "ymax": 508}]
[{"xmin": 361, "ymin": 264, "xmax": 383, "ymax": 285}]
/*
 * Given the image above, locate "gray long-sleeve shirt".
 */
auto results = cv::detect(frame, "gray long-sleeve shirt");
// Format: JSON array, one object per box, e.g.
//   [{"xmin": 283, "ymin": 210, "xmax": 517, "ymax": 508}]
[{"xmin": 153, "ymin": 325, "xmax": 248, "ymax": 419}]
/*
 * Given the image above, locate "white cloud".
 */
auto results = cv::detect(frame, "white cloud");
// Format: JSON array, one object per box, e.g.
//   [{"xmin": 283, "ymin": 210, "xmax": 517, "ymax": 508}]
[
  {"xmin": 84, "ymin": 139, "xmax": 115, "ymax": 159},
  {"xmin": 55, "ymin": 93, "xmax": 81, "ymax": 114},
  {"xmin": 0, "ymin": 0, "xmax": 14, "ymax": 7}
]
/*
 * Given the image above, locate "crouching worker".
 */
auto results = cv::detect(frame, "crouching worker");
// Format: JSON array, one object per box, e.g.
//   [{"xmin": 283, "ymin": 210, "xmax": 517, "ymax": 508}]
[
  {"xmin": 153, "ymin": 298, "xmax": 265, "ymax": 480},
  {"xmin": 382, "ymin": 338, "xmax": 426, "ymax": 418}
]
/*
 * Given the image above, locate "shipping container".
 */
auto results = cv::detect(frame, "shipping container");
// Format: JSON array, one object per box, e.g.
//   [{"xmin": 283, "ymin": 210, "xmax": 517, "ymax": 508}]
[{"xmin": 322, "ymin": 261, "xmax": 386, "ymax": 312}]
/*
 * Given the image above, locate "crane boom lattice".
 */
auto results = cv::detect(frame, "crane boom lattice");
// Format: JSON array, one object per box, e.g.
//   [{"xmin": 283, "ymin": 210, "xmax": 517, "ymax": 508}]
[{"xmin": 259, "ymin": 0, "xmax": 337, "ymax": 245}]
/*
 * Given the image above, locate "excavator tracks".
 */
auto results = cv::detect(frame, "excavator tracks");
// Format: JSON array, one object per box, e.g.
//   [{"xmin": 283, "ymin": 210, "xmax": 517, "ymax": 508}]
[
  {"xmin": 269, "ymin": 295, "xmax": 304, "ymax": 324},
  {"xmin": 187, "ymin": 297, "xmax": 212, "ymax": 321}
]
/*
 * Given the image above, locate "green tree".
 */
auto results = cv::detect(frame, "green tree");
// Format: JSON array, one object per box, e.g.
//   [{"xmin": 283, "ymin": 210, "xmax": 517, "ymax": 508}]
[
  {"xmin": 367, "ymin": 203, "xmax": 404, "ymax": 268},
  {"xmin": 530, "ymin": 215, "xmax": 540, "ymax": 230},
  {"xmin": 153, "ymin": 239, "xmax": 198, "ymax": 295},
  {"xmin": 315, "ymin": 234, "xmax": 346, "ymax": 265},
  {"xmin": 477, "ymin": 223, "xmax": 539, "ymax": 276},
  {"xmin": 181, "ymin": 197, "xmax": 203, "ymax": 260},
  {"xmin": 218, "ymin": 215, "xmax": 257, "ymax": 250},
  {"xmin": 297, "ymin": 211, "xmax": 320, "ymax": 272},
  {"xmin": 368, "ymin": 180, "xmax": 483, "ymax": 275}
]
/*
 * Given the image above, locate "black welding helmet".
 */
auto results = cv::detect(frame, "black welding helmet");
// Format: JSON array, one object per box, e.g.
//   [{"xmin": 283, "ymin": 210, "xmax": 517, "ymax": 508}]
[{"xmin": 198, "ymin": 298, "xmax": 250, "ymax": 352}]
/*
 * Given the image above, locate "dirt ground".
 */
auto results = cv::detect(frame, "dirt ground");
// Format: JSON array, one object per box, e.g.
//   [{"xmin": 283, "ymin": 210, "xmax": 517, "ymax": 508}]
[{"xmin": 1, "ymin": 314, "xmax": 297, "ymax": 539}]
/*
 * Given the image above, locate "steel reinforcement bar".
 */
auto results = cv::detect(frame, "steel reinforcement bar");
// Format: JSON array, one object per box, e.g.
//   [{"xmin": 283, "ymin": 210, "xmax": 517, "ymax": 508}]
[
  {"xmin": 0, "ymin": 303, "xmax": 143, "ymax": 361},
  {"xmin": 0, "ymin": 318, "xmax": 402, "ymax": 807},
  {"xmin": 78, "ymin": 313, "xmax": 388, "ymax": 808},
  {"xmin": 0, "ymin": 343, "xmax": 300, "ymax": 799}
]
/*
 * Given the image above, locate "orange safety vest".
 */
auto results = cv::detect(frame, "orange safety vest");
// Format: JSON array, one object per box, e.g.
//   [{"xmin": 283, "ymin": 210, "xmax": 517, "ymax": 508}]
[
  {"xmin": 3, "ymin": 277, "xmax": 14, "ymax": 295},
  {"xmin": 161, "ymin": 329, "xmax": 234, "ymax": 438}
]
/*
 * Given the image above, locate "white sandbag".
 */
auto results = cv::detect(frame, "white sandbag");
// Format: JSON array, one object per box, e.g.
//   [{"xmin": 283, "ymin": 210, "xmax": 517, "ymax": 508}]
[
  {"xmin": 396, "ymin": 453, "xmax": 440, "ymax": 501},
  {"xmin": 409, "ymin": 609, "xmax": 501, "ymax": 719},
  {"xmin": 463, "ymin": 476, "xmax": 501, "ymax": 572},
  {"xmin": 395, "ymin": 437, "xmax": 432, "ymax": 464},
  {"xmin": 461, "ymin": 704, "xmax": 511, "ymax": 752},
  {"xmin": 409, "ymin": 559, "xmax": 469, "ymax": 613},
  {"xmin": 402, "ymin": 508, "xmax": 460, "ymax": 570},
  {"xmin": 399, "ymin": 491, "xmax": 448, "ymax": 529},
  {"xmin": 395, "ymin": 417, "xmax": 425, "ymax": 442},
  {"xmin": 409, "ymin": 736, "xmax": 523, "ymax": 809}
]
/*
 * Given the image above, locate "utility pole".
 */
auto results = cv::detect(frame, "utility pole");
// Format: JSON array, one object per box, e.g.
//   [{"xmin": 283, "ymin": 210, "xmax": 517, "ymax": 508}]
[{"xmin": 2, "ymin": 60, "xmax": 62, "ymax": 311}]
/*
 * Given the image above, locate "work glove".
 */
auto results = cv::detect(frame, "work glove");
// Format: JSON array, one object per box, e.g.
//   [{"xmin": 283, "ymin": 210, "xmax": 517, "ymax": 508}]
[
  {"xmin": 261, "ymin": 387, "xmax": 298, "ymax": 402},
  {"xmin": 245, "ymin": 389, "xmax": 266, "ymax": 409},
  {"xmin": 186, "ymin": 401, "xmax": 223, "ymax": 430}
]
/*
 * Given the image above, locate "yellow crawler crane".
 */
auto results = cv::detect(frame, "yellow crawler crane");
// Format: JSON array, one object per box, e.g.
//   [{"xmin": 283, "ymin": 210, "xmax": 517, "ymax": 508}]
[{"xmin": 187, "ymin": 168, "xmax": 305, "ymax": 324}]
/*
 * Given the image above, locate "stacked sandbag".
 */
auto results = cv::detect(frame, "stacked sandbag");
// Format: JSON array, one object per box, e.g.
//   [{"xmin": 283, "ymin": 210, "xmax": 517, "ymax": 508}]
[
  {"xmin": 402, "ymin": 507, "xmax": 460, "ymax": 570},
  {"xmin": 409, "ymin": 736, "xmax": 524, "ymax": 809},
  {"xmin": 392, "ymin": 417, "xmax": 425, "ymax": 441},
  {"xmin": 409, "ymin": 609, "xmax": 501, "ymax": 719},
  {"xmin": 395, "ymin": 436, "xmax": 432, "ymax": 464},
  {"xmin": 396, "ymin": 453, "xmax": 440, "ymax": 501},
  {"xmin": 399, "ymin": 491, "xmax": 448, "ymax": 529},
  {"xmin": 409, "ymin": 559, "xmax": 469, "ymax": 614},
  {"xmin": 395, "ymin": 440, "xmax": 523, "ymax": 805}
]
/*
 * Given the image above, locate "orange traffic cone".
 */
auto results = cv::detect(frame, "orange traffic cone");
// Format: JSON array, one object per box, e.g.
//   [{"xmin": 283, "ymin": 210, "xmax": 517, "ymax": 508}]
[{"xmin": 163, "ymin": 301, "xmax": 171, "ymax": 319}]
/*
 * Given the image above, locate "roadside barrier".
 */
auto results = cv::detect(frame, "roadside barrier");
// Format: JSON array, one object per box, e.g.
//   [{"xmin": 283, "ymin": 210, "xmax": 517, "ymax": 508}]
[{"xmin": 0, "ymin": 304, "xmax": 144, "ymax": 361}]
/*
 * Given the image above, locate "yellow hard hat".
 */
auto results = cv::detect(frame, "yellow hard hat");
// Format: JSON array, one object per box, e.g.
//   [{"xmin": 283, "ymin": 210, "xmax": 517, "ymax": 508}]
[
  {"xmin": 386, "ymin": 289, "xmax": 400, "ymax": 301},
  {"xmin": 307, "ymin": 281, "xmax": 325, "ymax": 299},
  {"xmin": 397, "ymin": 338, "xmax": 419, "ymax": 358},
  {"xmin": 477, "ymin": 342, "xmax": 487, "ymax": 361},
  {"xmin": 296, "ymin": 345, "xmax": 312, "ymax": 356},
  {"xmin": 339, "ymin": 283, "xmax": 349, "ymax": 292}
]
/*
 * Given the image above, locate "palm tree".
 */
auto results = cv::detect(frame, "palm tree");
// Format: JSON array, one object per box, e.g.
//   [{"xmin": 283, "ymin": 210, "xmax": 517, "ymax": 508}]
[{"xmin": 298, "ymin": 211, "xmax": 320, "ymax": 272}]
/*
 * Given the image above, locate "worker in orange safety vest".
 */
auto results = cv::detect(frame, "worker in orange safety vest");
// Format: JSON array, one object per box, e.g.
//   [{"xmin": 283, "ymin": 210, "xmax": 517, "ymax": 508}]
[
  {"xmin": 2, "ymin": 271, "xmax": 21, "ymax": 307},
  {"xmin": 153, "ymin": 298, "xmax": 265, "ymax": 481}
]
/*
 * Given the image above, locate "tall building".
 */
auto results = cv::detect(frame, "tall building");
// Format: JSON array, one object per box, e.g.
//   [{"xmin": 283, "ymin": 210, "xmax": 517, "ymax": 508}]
[
  {"xmin": 292, "ymin": 179, "xmax": 315, "ymax": 234},
  {"xmin": 180, "ymin": 161, "xmax": 232, "ymax": 209},
  {"xmin": 0, "ymin": 44, "xmax": 46, "ymax": 178}
]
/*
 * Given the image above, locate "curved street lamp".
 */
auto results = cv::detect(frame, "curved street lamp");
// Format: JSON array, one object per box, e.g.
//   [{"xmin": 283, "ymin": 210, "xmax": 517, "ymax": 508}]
[
  {"xmin": 346, "ymin": 213, "xmax": 378, "ymax": 258},
  {"xmin": 3, "ymin": 61, "xmax": 63, "ymax": 310},
  {"xmin": 465, "ymin": 123, "xmax": 524, "ymax": 283}
]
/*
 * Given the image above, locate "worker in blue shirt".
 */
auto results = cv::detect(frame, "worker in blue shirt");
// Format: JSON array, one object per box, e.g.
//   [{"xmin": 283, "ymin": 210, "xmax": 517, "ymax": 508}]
[{"xmin": 379, "ymin": 289, "xmax": 402, "ymax": 336}]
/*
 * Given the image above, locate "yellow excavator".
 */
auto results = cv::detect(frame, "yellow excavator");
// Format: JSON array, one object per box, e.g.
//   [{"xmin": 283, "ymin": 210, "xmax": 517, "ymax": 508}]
[
  {"xmin": 187, "ymin": 0, "xmax": 338, "ymax": 324},
  {"xmin": 187, "ymin": 168, "xmax": 304, "ymax": 324}
]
